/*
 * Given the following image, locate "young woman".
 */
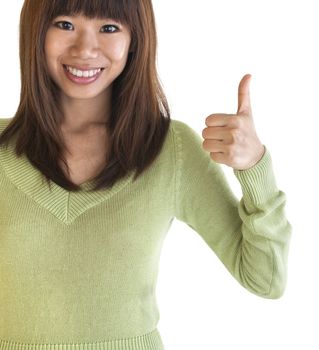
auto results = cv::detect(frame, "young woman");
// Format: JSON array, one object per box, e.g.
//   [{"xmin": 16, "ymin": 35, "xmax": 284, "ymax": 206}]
[{"xmin": 0, "ymin": 1, "xmax": 292, "ymax": 349}]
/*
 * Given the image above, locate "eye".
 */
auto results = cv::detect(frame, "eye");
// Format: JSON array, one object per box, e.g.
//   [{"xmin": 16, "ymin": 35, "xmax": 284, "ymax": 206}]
[
  {"xmin": 54, "ymin": 21, "xmax": 73, "ymax": 30},
  {"xmin": 53, "ymin": 21, "xmax": 119, "ymax": 33},
  {"xmin": 100, "ymin": 24, "xmax": 120, "ymax": 33}
]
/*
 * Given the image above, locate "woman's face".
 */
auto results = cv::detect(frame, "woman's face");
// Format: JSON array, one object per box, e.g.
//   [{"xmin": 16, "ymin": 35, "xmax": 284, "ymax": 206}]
[{"xmin": 44, "ymin": 14, "xmax": 132, "ymax": 100}]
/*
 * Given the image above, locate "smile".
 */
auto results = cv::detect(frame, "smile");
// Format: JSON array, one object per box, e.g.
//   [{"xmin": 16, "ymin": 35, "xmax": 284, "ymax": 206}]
[{"xmin": 62, "ymin": 64, "xmax": 105, "ymax": 85}]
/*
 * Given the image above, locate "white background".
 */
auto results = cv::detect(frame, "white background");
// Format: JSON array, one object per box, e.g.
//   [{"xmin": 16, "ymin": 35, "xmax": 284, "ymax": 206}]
[{"xmin": 0, "ymin": 0, "xmax": 318, "ymax": 349}]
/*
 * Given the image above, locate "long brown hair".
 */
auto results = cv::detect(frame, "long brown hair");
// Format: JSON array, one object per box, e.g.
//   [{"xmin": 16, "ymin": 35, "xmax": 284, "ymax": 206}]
[{"xmin": 0, "ymin": 0, "xmax": 171, "ymax": 192}]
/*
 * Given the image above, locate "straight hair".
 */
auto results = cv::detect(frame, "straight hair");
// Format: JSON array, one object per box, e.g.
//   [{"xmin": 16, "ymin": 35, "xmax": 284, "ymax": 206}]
[{"xmin": 0, "ymin": 0, "xmax": 171, "ymax": 192}]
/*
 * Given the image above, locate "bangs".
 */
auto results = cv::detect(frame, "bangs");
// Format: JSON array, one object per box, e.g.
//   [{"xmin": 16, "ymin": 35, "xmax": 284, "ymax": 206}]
[{"xmin": 47, "ymin": 0, "xmax": 134, "ymax": 26}]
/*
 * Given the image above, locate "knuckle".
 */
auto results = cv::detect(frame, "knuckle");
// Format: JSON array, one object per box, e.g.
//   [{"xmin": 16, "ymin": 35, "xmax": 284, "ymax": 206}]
[
  {"xmin": 205, "ymin": 116, "xmax": 212, "ymax": 124},
  {"xmin": 226, "ymin": 145, "xmax": 236, "ymax": 159},
  {"xmin": 233, "ymin": 116, "xmax": 242, "ymax": 128},
  {"xmin": 210, "ymin": 152, "xmax": 219, "ymax": 162},
  {"xmin": 202, "ymin": 139, "xmax": 209, "ymax": 149},
  {"xmin": 230, "ymin": 128, "xmax": 242, "ymax": 142}
]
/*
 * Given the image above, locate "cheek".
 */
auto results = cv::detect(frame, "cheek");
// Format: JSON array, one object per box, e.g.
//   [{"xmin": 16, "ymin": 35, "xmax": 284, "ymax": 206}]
[
  {"xmin": 44, "ymin": 33, "xmax": 63, "ymax": 66},
  {"xmin": 107, "ymin": 38, "xmax": 130, "ymax": 62}
]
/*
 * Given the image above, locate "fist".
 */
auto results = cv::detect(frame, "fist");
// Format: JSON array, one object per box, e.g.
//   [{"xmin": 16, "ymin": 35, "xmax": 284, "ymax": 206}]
[{"xmin": 202, "ymin": 74, "xmax": 265, "ymax": 170}]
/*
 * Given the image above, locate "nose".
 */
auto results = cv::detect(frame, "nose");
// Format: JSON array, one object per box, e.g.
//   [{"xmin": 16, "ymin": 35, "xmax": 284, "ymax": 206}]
[{"xmin": 70, "ymin": 31, "xmax": 100, "ymax": 59}]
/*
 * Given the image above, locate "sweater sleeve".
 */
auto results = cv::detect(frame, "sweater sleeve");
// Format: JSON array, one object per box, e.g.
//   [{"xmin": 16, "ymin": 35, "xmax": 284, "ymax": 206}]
[{"xmin": 172, "ymin": 119, "xmax": 292, "ymax": 299}]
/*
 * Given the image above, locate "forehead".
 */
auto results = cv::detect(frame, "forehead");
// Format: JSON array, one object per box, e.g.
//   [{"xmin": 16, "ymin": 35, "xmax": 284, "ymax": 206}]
[
  {"xmin": 48, "ymin": 0, "xmax": 131, "ymax": 24},
  {"xmin": 53, "ymin": 14, "xmax": 124, "ymax": 24}
]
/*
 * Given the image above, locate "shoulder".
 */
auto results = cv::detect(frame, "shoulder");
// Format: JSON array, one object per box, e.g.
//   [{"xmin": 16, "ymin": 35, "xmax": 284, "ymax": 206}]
[
  {"xmin": 0, "ymin": 117, "xmax": 13, "ymax": 134},
  {"xmin": 170, "ymin": 118, "xmax": 193, "ymax": 133},
  {"xmin": 170, "ymin": 118, "xmax": 202, "ymax": 139},
  {"xmin": 169, "ymin": 118, "xmax": 203, "ymax": 148}
]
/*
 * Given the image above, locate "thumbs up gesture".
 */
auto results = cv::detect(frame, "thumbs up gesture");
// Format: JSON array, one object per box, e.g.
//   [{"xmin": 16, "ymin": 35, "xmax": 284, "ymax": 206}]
[{"xmin": 202, "ymin": 74, "xmax": 265, "ymax": 170}]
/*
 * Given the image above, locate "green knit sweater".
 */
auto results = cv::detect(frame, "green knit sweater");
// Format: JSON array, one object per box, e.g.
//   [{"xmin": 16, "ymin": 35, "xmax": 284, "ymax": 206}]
[{"xmin": 0, "ymin": 117, "xmax": 292, "ymax": 350}]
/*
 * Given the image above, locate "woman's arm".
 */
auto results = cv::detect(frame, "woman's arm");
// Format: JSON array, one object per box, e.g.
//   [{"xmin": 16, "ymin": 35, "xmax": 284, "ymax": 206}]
[{"xmin": 172, "ymin": 119, "xmax": 292, "ymax": 299}]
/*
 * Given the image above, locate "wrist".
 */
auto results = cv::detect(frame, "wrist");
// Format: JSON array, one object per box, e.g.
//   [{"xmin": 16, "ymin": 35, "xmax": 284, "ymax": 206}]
[{"xmin": 242, "ymin": 144, "xmax": 266, "ymax": 170}]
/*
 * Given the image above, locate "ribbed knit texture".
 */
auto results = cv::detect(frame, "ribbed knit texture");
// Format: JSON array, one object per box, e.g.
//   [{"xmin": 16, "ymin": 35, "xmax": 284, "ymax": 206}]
[{"xmin": 0, "ymin": 117, "xmax": 292, "ymax": 349}]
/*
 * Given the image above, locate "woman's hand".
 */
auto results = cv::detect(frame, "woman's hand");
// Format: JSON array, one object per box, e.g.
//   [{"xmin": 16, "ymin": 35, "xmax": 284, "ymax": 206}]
[{"xmin": 202, "ymin": 74, "xmax": 265, "ymax": 170}]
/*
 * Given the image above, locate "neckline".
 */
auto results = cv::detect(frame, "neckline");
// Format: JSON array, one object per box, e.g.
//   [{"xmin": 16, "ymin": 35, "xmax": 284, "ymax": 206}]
[{"xmin": 0, "ymin": 139, "xmax": 135, "ymax": 225}]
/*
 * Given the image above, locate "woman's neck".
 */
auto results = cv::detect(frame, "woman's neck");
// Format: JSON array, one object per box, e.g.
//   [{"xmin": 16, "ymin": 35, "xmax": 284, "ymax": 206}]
[{"xmin": 59, "ymin": 89, "xmax": 111, "ymax": 135}]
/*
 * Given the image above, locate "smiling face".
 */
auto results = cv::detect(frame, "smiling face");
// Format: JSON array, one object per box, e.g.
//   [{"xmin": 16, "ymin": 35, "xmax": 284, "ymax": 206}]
[{"xmin": 44, "ymin": 14, "xmax": 132, "ymax": 101}]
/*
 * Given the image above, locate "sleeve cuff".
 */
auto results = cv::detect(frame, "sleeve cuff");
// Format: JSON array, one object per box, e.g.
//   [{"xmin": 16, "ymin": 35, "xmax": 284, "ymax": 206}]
[{"xmin": 233, "ymin": 146, "xmax": 279, "ymax": 206}]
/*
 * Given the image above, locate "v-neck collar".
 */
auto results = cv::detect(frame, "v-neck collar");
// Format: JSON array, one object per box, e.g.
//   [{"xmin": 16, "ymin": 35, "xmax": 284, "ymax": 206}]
[{"xmin": 0, "ymin": 139, "xmax": 135, "ymax": 225}]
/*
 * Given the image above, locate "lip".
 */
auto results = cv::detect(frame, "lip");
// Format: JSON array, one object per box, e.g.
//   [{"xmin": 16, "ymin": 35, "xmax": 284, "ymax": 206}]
[
  {"xmin": 63, "ymin": 64, "xmax": 105, "ymax": 71},
  {"xmin": 63, "ymin": 64, "xmax": 104, "ymax": 85}
]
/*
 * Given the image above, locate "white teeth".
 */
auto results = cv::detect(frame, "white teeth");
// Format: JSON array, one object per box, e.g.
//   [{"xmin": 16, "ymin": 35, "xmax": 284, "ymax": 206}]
[{"xmin": 66, "ymin": 65, "xmax": 101, "ymax": 78}]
